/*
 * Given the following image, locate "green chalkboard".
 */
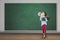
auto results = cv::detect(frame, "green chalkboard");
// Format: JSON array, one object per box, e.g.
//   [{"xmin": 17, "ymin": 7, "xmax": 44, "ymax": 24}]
[{"xmin": 5, "ymin": 3, "xmax": 56, "ymax": 30}]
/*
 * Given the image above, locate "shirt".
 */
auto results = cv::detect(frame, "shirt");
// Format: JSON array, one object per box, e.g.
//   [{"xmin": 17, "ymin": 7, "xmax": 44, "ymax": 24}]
[{"xmin": 40, "ymin": 16, "xmax": 48, "ymax": 26}]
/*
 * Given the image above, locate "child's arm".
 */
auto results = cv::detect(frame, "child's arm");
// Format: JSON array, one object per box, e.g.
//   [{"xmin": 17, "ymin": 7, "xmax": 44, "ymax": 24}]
[
  {"xmin": 40, "ymin": 17, "xmax": 42, "ymax": 21},
  {"xmin": 45, "ymin": 17, "xmax": 48, "ymax": 21},
  {"xmin": 37, "ymin": 12, "xmax": 42, "ymax": 21}
]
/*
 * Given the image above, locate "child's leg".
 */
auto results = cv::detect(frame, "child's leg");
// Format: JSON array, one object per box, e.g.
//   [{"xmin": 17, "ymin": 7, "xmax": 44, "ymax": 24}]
[
  {"xmin": 42, "ymin": 24, "xmax": 47, "ymax": 37},
  {"xmin": 42, "ymin": 26, "xmax": 44, "ymax": 35},
  {"xmin": 44, "ymin": 24, "xmax": 46, "ymax": 36}
]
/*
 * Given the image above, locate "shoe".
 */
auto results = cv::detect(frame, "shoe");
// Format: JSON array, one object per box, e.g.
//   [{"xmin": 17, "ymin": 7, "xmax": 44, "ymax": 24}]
[{"xmin": 43, "ymin": 35, "xmax": 46, "ymax": 39}]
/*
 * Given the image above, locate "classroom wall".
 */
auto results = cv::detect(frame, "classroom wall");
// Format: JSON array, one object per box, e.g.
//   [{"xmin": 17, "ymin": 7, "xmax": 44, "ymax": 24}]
[
  {"xmin": 0, "ymin": 0, "xmax": 4, "ymax": 32},
  {"xmin": 0, "ymin": 0, "xmax": 60, "ymax": 33}
]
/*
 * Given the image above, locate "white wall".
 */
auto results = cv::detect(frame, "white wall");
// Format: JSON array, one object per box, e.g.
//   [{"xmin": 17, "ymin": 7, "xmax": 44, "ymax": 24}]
[
  {"xmin": 0, "ymin": 0, "xmax": 4, "ymax": 32},
  {"xmin": 0, "ymin": 0, "xmax": 60, "ymax": 33}
]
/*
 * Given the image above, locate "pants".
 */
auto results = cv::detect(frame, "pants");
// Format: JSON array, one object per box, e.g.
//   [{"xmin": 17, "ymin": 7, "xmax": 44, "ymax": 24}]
[{"xmin": 42, "ymin": 24, "xmax": 47, "ymax": 36}]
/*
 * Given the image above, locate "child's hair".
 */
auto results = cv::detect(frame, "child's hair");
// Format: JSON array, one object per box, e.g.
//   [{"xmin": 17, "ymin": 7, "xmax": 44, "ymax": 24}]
[
  {"xmin": 42, "ymin": 11, "xmax": 50, "ymax": 20},
  {"xmin": 42, "ymin": 11, "xmax": 47, "ymax": 16},
  {"xmin": 46, "ymin": 16, "xmax": 50, "ymax": 20}
]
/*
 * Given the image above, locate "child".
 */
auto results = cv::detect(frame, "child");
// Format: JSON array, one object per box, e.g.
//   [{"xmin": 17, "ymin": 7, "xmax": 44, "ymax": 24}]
[{"xmin": 38, "ymin": 11, "xmax": 50, "ymax": 38}]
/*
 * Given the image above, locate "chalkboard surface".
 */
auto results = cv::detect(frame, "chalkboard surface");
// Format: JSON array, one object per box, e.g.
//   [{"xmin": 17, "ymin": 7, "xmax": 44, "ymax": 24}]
[{"xmin": 5, "ymin": 3, "xmax": 56, "ymax": 30}]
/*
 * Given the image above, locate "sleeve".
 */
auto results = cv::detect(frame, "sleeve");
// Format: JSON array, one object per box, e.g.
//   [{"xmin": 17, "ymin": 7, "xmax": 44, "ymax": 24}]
[
  {"xmin": 40, "ymin": 16, "xmax": 42, "ymax": 21},
  {"xmin": 45, "ymin": 18, "xmax": 48, "ymax": 21}
]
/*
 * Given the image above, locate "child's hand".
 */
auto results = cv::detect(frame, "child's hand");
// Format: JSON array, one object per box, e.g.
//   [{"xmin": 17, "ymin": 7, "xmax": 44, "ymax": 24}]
[
  {"xmin": 46, "ymin": 16, "xmax": 50, "ymax": 20},
  {"xmin": 37, "ymin": 12, "xmax": 41, "ymax": 16}
]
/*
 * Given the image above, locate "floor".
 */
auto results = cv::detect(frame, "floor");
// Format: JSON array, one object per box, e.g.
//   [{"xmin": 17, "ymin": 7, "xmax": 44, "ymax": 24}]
[{"xmin": 0, "ymin": 34, "xmax": 60, "ymax": 40}]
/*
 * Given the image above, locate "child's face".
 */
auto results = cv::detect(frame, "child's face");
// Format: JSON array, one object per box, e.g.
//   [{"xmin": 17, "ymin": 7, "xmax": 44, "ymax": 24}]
[{"xmin": 41, "ymin": 12, "xmax": 45, "ymax": 16}]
